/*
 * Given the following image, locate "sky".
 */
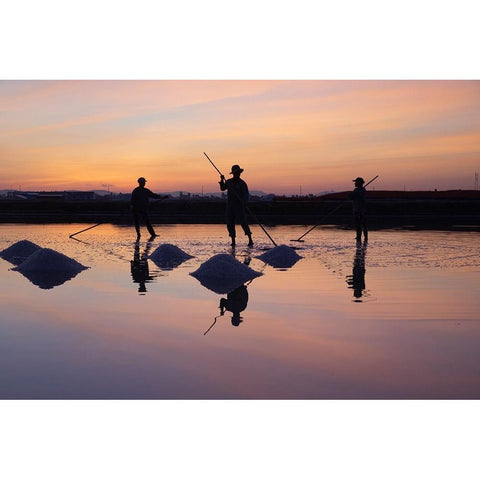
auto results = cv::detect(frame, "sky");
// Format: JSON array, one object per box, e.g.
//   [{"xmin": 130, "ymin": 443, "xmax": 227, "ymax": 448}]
[{"xmin": 1, "ymin": 80, "xmax": 479, "ymax": 195}]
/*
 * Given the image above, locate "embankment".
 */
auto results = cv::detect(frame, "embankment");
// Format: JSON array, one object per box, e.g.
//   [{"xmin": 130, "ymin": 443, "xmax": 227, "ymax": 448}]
[{"xmin": 1, "ymin": 191, "xmax": 479, "ymax": 230}]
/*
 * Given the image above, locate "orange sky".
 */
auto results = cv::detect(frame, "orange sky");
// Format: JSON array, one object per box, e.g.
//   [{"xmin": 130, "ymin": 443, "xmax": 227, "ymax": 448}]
[{"xmin": 1, "ymin": 80, "xmax": 479, "ymax": 194}]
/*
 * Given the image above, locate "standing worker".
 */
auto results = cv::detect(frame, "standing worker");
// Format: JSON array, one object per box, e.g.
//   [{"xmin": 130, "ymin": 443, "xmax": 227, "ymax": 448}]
[
  {"xmin": 130, "ymin": 177, "xmax": 167, "ymax": 240},
  {"xmin": 219, "ymin": 165, "xmax": 253, "ymax": 247},
  {"xmin": 351, "ymin": 177, "xmax": 368, "ymax": 242}
]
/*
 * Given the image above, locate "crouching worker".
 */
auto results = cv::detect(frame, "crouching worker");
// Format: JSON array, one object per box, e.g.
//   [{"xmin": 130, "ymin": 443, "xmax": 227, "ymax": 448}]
[
  {"xmin": 219, "ymin": 165, "xmax": 253, "ymax": 247},
  {"xmin": 130, "ymin": 177, "xmax": 168, "ymax": 240}
]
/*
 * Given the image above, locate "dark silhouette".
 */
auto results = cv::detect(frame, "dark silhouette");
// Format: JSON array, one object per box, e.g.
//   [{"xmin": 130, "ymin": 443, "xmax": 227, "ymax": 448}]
[
  {"xmin": 0, "ymin": 239, "xmax": 41, "ymax": 265},
  {"xmin": 350, "ymin": 177, "xmax": 368, "ymax": 242},
  {"xmin": 130, "ymin": 239, "xmax": 156, "ymax": 293},
  {"xmin": 219, "ymin": 284, "xmax": 249, "ymax": 326},
  {"xmin": 346, "ymin": 241, "xmax": 367, "ymax": 301},
  {"xmin": 11, "ymin": 248, "xmax": 88, "ymax": 290},
  {"xmin": 219, "ymin": 165, "xmax": 253, "ymax": 248},
  {"xmin": 203, "ymin": 284, "xmax": 250, "ymax": 335},
  {"xmin": 130, "ymin": 177, "xmax": 167, "ymax": 240}
]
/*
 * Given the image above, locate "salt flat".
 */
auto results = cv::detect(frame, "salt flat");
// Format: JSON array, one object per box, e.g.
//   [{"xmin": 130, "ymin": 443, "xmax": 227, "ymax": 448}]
[{"xmin": 0, "ymin": 223, "xmax": 479, "ymax": 399}]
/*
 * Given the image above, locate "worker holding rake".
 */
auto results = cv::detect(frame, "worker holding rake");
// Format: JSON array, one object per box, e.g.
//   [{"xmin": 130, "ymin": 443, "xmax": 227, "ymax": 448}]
[
  {"xmin": 351, "ymin": 177, "xmax": 368, "ymax": 242},
  {"xmin": 219, "ymin": 165, "xmax": 253, "ymax": 248},
  {"xmin": 130, "ymin": 177, "xmax": 168, "ymax": 240}
]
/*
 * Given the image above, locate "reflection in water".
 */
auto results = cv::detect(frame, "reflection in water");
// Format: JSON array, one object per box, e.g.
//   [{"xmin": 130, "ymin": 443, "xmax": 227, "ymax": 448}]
[
  {"xmin": 13, "ymin": 268, "xmax": 85, "ymax": 290},
  {"xmin": 204, "ymin": 283, "xmax": 250, "ymax": 334},
  {"xmin": 2, "ymin": 225, "xmax": 480, "ymax": 399},
  {"xmin": 130, "ymin": 240, "xmax": 156, "ymax": 294},
  {"xmin": 346, "ymin": 241, "xmax": 367, "ymax": 302},
  {"xmin": 220, "ymin": 284, "xmax": 249, "ymax": 326}
]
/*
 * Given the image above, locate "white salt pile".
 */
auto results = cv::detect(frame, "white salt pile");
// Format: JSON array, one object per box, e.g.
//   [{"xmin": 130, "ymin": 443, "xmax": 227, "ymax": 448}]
[
  {"xmin": 12, "ymin": 248, "xmax": 88, "ymax": 289},
  {"xmin": 256, "ymin": 244, "xmax": 302, "ymax": 269},
  {"xmin": 149, "ymin": 243, "xmax": 193, "ymax": 270},
  {"xmin": 190, "ymin": 253, "xmax": 262, "ymax": 294},
  {"xmin": 0, "ymin": 239, "xmax": 42, "ymax": 265}
]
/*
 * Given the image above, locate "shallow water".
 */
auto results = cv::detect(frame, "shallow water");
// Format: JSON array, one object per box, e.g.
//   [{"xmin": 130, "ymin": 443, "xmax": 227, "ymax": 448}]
[{"xmin": 0, "ymin": 223, "xmax": 479, "ymax": 399}]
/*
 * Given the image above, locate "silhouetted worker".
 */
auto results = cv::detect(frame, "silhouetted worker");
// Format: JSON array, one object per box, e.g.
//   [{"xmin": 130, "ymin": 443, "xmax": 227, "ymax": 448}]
[
  {"xmin": 350, "ymin": 177, "xmax": 368, "ymax": 242},
  {"xmin": 219, "ymin": 165, "xmax": 253, "ymax": 247},
  {"xmin": 219, "ymin": 284, "xmax": 249, "ymax": 326},
  {"xmin": 130, "ymin": 239, "xmax": 155, "ymax": 293},
  {"xmin": 346, "ymin": 242, "xmax": 367, "ymax": 301},
  {"xmin": 130, "ymin": 177, "xmax": 167, "ymax": 240}
]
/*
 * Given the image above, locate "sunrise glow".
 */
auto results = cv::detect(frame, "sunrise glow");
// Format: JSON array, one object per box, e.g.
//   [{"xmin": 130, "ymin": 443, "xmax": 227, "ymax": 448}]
[{"xmin": 1, "ymin": 80, "xmax": 479, "ymax": 194}]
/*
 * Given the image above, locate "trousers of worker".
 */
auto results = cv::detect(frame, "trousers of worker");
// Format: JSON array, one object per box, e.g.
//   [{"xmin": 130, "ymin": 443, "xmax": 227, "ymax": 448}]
[
  {"xmin": 354, "ymin": 212, "xmax": 368, "ymax": 239},
  {"xmin": 133, "ymin": 210, "xmax": 156, "ymax": 237},
  {"xmin": 226, "ymin": 205, "xmax": 251, "ymax": 239}
]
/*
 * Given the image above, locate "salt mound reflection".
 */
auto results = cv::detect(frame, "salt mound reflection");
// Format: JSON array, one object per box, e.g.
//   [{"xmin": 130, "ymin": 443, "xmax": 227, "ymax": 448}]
[
  {"xmin": 256, "ymin": 244, "xmax": 302, "ymax": 269},
  {"xmin": 12, "ymin": 248, "xmax": 88, "ymax": 289},
  {"xmin": 0, "ymin": 239, "xmax": 42, "ymax": 265},
  {"xmin": 190, "ymin": 253, "xmax": 262, "ymax": 294},
  {"xmin": 149, "ymin": 243, "xmax": 193, "ymax": 270}
]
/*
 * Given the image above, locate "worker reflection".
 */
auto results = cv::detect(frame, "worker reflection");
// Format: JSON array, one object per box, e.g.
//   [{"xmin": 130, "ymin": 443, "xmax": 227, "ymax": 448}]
[
  {"xmin": 220, "ymin": 284, "xmax": 249, "ymax": 326},
  {"xmin": 203, "ymin": 284, "xmax": 250, "ymax": 335},
  {"xmin": 346, "ymin": 241, "xmax": 367, "ymax": 302},
  {"xmin": 130, "ymin": 240, "xmax": 156, "ymax": 294}
]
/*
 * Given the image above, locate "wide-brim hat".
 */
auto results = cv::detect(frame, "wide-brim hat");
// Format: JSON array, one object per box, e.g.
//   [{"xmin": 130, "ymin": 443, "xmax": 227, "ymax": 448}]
[
  {"xmin": 353, "ymin": 177, "xmax": 365, "ymax": 184},
  {"xmin": 231, "ymin": 314, "xmax": 243, "ymax": 326},
  {"xmin": 230, "ymin": 165, "xmax": 244, "ymax": 174}
]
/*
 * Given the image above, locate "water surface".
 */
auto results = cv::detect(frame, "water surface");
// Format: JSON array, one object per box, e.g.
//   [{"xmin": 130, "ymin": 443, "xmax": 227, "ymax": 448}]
[{"xmin": 1, "ymin": 223, "xmax": 479, "ymax": 399}]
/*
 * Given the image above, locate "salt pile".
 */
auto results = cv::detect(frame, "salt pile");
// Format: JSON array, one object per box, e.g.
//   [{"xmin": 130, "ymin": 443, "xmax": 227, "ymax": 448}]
[
  {"xmin": 256, "ymin": 244, "xmax": 302, "ymax": 269},
  {"xmin": 190, "ymin": 253, "xmax": 262, "ymax": 294},
  {"xmin": 12, "ymin": 248, "xmax": 88, "ymax": 289},
  {"xmin": 0, "ymin": 240, "xmax": 42, "ymax": 265},
  {"xmin": 149, "ymin": 243, "xmax": 193, "ymax": 270}
]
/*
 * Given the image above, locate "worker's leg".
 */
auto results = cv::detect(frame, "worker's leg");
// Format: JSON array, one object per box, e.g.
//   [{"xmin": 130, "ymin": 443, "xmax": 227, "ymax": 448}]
[
  {"xmin": 144, "ymin": 213, "xmax": 157, "ymax": 237},
  {"xmin": 355, "ymin": 213, "xmax": 362, "ymax": 241},
  {"xmin": 226, "ymin": 208, "xmax": 236, "ymax": 245},
  {"xmin": 362, "ymin": 215, "xmax": 368, "ymax": 241},
  {"xmin": 133, "ymin": 212, "xmax": 141, "ymax": 238},
  {"xmin": 237, "ymin": 208, "xmax": 253, "ymax": 246}
]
